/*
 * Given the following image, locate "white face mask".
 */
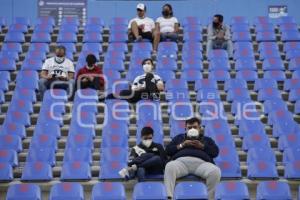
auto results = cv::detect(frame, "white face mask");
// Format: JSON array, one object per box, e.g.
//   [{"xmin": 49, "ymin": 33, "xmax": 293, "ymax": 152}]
[
  {"xmin": 55, "ymin": 56, "xmax": 65, "ymax": 63},
  {"xmin": 143, "ymin": 64, "xmax": 152, "ymax": 73},
  {"xmin": 187, "ymin": 128, "xmax": 200, "ymax": 138},
  {"xmin": 142, "ymin": 139, "xmax": 152, "ymax": 148}
]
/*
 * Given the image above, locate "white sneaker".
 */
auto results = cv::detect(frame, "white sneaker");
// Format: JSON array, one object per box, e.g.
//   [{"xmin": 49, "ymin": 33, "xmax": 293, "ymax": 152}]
[{"xmin": 118, "ymin": 168, "xmax": 129, "ymax": 178}]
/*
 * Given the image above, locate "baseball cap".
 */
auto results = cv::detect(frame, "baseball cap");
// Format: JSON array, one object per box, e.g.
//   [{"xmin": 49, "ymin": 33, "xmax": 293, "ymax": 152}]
[{"xmin": 137, "ymin": 3, "xmax": 146, "ymax": 11}]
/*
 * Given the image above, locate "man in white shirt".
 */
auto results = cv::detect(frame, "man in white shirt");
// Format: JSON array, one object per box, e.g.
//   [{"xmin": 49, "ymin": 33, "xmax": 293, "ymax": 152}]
[
  {"xmin": 155, "ymin": 4, "xmax": 179, "ymax": 43},
  {"xmin": 38, "ymin": 46, "xmax": 75, "ymax": 99},
  {"xmin": 128, "ymin": 3, "xmax": 160, "ymax": 52}
]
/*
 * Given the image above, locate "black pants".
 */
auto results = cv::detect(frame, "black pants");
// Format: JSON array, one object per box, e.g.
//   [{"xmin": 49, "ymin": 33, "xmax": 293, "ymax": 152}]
[{"xmin": 129, "ymin": 154, "xmax": 165, "ymax": 181}]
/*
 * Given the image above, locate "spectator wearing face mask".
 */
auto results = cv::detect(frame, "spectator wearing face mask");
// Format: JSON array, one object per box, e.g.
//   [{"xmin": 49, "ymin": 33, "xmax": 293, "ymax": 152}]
[
  {"xmin": 207, "ymin": 14, "xmax": 233, "ymax": 58},
  {"xmin": 128, "ymin": 3, "xmax": 160, "ymax": 52},
  {"xmin": 155, "ymin": 4, "xmax": 179, "ymax": 45},
  {"xmin": 38, "ymin": 45, "xmax": 75, "ymax": 99},
  {"xmin": 119, "ymin": 126, "xmax": 167, "ymax": 181},
  {"xmin": 164, "ymin": 117, "xmax": 221, "ymax": 200},
  {"xmin": 76, "ymin": 54, "xmax": 105, "ymax": 90},
  {"xmin": 107, "ymin": 58, "xmax": 164, "ymax": 103}
]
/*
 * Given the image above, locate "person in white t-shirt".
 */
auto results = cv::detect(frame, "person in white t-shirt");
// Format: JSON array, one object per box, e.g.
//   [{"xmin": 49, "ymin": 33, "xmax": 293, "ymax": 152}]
[
  {"xmin": 155, "ymin": 4, "xmax": 179, "ymax": 44},
  {"xmin": 128, "ymin": 3, "xmax": 160, "ymax": 52},
  {"xmin": 38, "ymin": 46, "xmax": 75, "ymax": 98}
]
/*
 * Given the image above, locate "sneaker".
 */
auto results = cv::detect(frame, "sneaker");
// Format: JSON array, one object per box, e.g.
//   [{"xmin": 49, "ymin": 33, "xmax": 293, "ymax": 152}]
[{"xmin": 118, "ymin": 168, "xmax": 129, "ymax": 179}]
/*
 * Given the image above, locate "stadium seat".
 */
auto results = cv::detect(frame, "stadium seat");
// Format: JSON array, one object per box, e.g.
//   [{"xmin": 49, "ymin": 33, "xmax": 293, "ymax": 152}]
[
  {"xmin": 57, "ymin": 32, "xmax": 77, "ymax": 43},
  {"xmin": 61, "ymin": 161, "xmax": 91, "ymax": 180},
  {"xmin": 86, "ymin": 17, "xmax": 105, "ymax": 26},
  {"xmin": 286, "ymin": 49, "xmax": 300, "ymax": 60},
  {"xmin": 235, "ymin": 58, "xmax": 257, "ymax": 71},
  {"xmin": 182, "ymin": 58, "xmax": 203, "ymax": 70},
  {"xmin": 99, "ymin": 161, "xmax": 127, "ymax": 179},
  {"xmin": 256, "ymin": 31, "xmax": 276, "ymax": 42},
  {"xmin": 284, "ymin": 160, "xmax": 300, "ymax": 179},
  {"xmin": 6, "ymin": 184, "xmax": 41, "ymax": 200},
  {"xmin": 31, "ymin": 32, "xmax": 51, "ymax": 43},
  {"xmin": 227, "ymin": 88, "xmax": 251, "ymax": 101},
  {"xmin": 278, "ymin": 133, "xmax": 300, "ymax": 151},
  {"xmin": 278, "ymin": 16, "xmax": 296, "ymax": 24},
  {"xmin": 0, "ymin": 51, "xmax": 19, "ymax": 60},
  {"xmin": 13, "ymin": 17, "xmax": 30, "ymax": 26},
  {"xmin": 215, "ymin": 160, "xmax": 241, "ymax": 178},
  {"xmin": 0, "ymin": 148, "xmax": 18, "ymax": 167},
  {"xmin": 242, "ymin": 133, "xmax": 270, "ymax": 151},
  {"xmin": 0, "ymin": 162, "xmax": 13, "ymax": 181},
  {"xmin": 247, "ymin": 147, "xmax": 276, "ymax": 164},
  {"xmin": 181, "ymin": 69, "xmax": 203, "ymax": 81},
  {"xmin": 208, "ymin": 49, "xmax": 228, "ymax": 60},
  {"xmin": 255, "ymin": 23, "xmax": 274, "ymax": 33},
  {"xmin": 30, "ymin": 134, "xmax": 57, "ymax": 151},
  {"xmin": 282, "ymin": 31, "xmax": 300, "ymax": 42},
  {"xmin": 49, "ymin": 182, "xmax": 84, "ymax": 200},
  {"xmin": 232, "ymin": 31, "xmax": 251, "ymax": 42},
  {"xmin": 257, "ymin": 88, "xmax": 282, "ymax": 101},
  {"xmin": 183, "ymin": 31, "xmax": 202, "ymax": 42},
  {"xmin": 109, "ymin": 32, "xmax": 128, "ymax": 43},
  {"xmin": 174, "ymin": 182, "xmax": 208, "ymax": 200},
  {"xmin": 208, "ymin": 70, "xmax": 230, "ymax": 81},
  {"xmin": 61, "ymin": 16, "xmax": 80, "ymax": 26},
  {"xmin": 103, "ymin": 59, "xmax": 125, "ymax": 71},
  {"xmin": 21, "ymin": 161, "xmax": 53, "ymax": 181},
  {"xmin": 91, "ymin": 182, "xmax": 126, "ymax": 200},
  {"xmin": 256, "ymin": 181, "xmax": 292, "ymax": 200},
  {"xmin": 209, "ymin": 58, "xmax": 230, "ymax": 71},
  {"xmin": 264, "ymin": 70, "xmax": 286, "ymax": 81},
  {"xmin": 224, "ymin": 79, "xmax": 247, "ymax": 90},
  {"xmin": 288, "ymin": 58, "xmax": 300, "ymax": 71},
  {"xmin": 254, "ymin": 79, "xmax": 277, "ymax": 91},
  {"xmin": 132, "ymin": 182, "xmax": 168, "ymax": 200},
  {"xmin": 165, "ymin": 79, "xmax": 188, "ymax": 91},
  {"xmin": 4, "ymin": 32, "xmax": 25, "ymax": 42},
  {"xmin": 34, "ymin": 24, "xmax": 54, "ymax": 33},
  {"xmin": 263, "ymin": 58, "xmax": 284, "ymax": 70},
  {"xmin": 21, "ymin": 58, "xmax": 43, "ymax": 70},
  {"xmin": 0, "ymin": 57, "xmax": 16, "ymax": 70},
  {"xmin": 247, "ymin": 160, "xmax": 278, "ymax": 179},
  {"xmin": 0, "ymin": 134, "xmax": 22, "ymax": 152},
  {"xmin": 27, "ymin": 148, "xmax": 56, "ymax": 166},
  {"xmin": 83, "ymin": 32, "xmax": 103, "ymax": 43},
  {"xmin": 215, "ymin": 181, "xmax": 250, "ymax": 200}
]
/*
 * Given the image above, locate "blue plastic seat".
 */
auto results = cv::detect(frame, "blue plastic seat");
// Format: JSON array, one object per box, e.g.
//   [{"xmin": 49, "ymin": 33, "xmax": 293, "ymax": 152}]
[
  {"xmin": 61, "ymin": 161, "xmax": 91, "ymax": 180},
  {"xmin": 86, "ymin": 17, "xmax": 105, "ymax": 26},
  {"xmin": 165, "ymin": 79, "xmax": 188, "ymax": 91},
  {"xmin": 289, "ymin": 58, "xmax": 300, "ymax": 71},
  {"xmin": 260, "ymin": 49, "xmax": 281, "ymax": 60},
  {"xmin": 284, "ymin": 160, "xmax": 300, "ymax": 179},
  {"xmin": 231, "ymin": 24, "xmax": 249, "ymax": 32},
  {"xmin": 196, "ymin": 88, "xmax": 220, "ymax": 101},
  {"xmin": 182, "ymin": 42, "xmax": 202, "ymax": 52},
  {"xmin": 248, "ymin": 160, "xmax": 278, "ymax": 179},
  {"xmin": 224, "ymin": 79, "xmax": 247, "ymax": 90},
  {"xmin": 0, "ymin": 148, "xmax": 18, "ymax": 167},
  {"xmin": 295, "ymin": 100, "xmax": 300, "ymax": 114},
  {"xmin": 227, "ymin": 88, "xmax": 250, "ymax": 101},
  {"xmin": 4, "ymin": 110, "xmax": 31, "ymax": 127},
  {"xmin": 99, "ymin": 161, "xmax": 127, "ymax": 179},
  {"xmin": 209, "ymin": 70, "xmax": 230, "ymax": 81},
  {"xmin": 91, "ymin": 182, "xmax": 126, "ymax": 200},
  {"xmin": 21, "ymin": 161, "xmax": 53, "ymax": 181},
  {"xmin": 238, "ymin": 119, "xmax": 266, "ymax": 137},
  {"xmin": 256, "ymin": 181, "xmax": 292, "ymax": 200},
  {"xmin": 235, "ymin": 58, "xmax": 256, "ymax": 71},
  {"xmin": 181, "ymin": 69, "xmax": 203, "ymax": 81},
  {"xmin": 195, "ymin": 79, "xmax": 218, "ymax": 90},
  {"xmin": 234, "ymin": 48, "xmax": 255, "ymax": 60},
  {"xmin": 111, "ymin": 17, "xmax": 129, "ymax": 25},
  {"xmin": 0, "ymin": 57, "xmax": 16, "ymax": 70},
  {"xmin": 31, "ymin": 32, "xmax": 51, "ymax": 43},
  {"xmin": 8, "ymin": 98, "xmax": 33, "ymax": 113},
  {"xmin": 27, "ymin": 148, "xmax": 56, "ymax": 166},
  {"xmin": 107, "ymin": 42, "xmax": 128, "ymax": 52},
  {"xmin": 232, "ymin": 31, "xmax": 251, "ymax": 42},
  {"xmin": 6, "ymin": 184, "xmax": 41, "ymax": 200},
  {"xmin": 247, "ymin": 147, "xmax": 276, "ymax": 165},
  {"xmin": 4, "ymin": 32, "xmax": 25, "ymax": 42},
  {"xmin": 215, "ymin": 160, "xmax": 241, "ymax": 178},
  {"xmin": 21, "ymin": 58, "xmax": 43, "ymax": 70},
  {"xmin": 61, "ymin": 16, "xmax": 79, "ymax": 26},
  {"xmin": 65, "ymin": 133, "xmax": 94, "ymax": 150},
  {"xmin": 256, "ymin": 23, "xmax": 275, "ymax": 32},
  {"xmin": 0, "ymin": 162, "xmax": 13, "ymax": 181},
  {"xmin": 0, "ymin": 17, "xmax": 6, "ymax": 26},
  {"xmin": 209, "ymin": 132, "xmax": 235, "ymax": 147},
  {"xmin": 282, "ymin": 31, "xmax": 300, "ymax": 42},
  {"xmin": 289, "ymin": 88, "xmax": 300, "ymax": 101},
  {"xmin": 183, "ymin": 31, "xmax": 202, "ymax": 42},
  {"xmin": 30, "ymin": 134, "xmax": 57, "ymax": 151},
  {"xmin": 36, "ymin": 16, "xmax": 55, "ymax": 25},
  {"xmin": 286, "ymin": 49, "xmax": 300, "ymax": 60},
  {"xmin": 208, "ymin": 49, "xmax": 228, "ymax": 60},
  {"xmin": 182, "ymin": 16, "xmax": 201, "ymax": 26},
  {"xmin": 231, "ymin": 16, "xmax": 249, "ymax": 24},
  {"xmin": 156, "ymin": 57, "xmax": 177, "ymax": 71},
  {"xmin": 132, "ymin": 182, "xmax": 167, "ymax": 200},
  {"xmin": 215, "ymin": 146, "xmax": 239, "ymax": 163},
  {"xmin": 101, "ymin": 147, "xmax": 128, "ymax": 163},
  {"xmin": 254, "ymin": 79, "xmax": 277, "ymax": 91},
  {"xmin": 16, "ymin": 71, "xmax": 39, "ymax": 89},
  {"xmin": 60, "ymin": 24, "xmax": 79, "ymax": 33},
  {"xmin": 257, "ymin": 88, "xmax": 281, "ymax": 101},
  {"xmin": 264, "ymin": 70, "xmax": 286, "ymax": 81},
  {"xmin": 215, "ymin": 181, "xmax": 250, "ymax": 200},
  {"xmin": 9, "ymin": 23, "xmax": 28, "ymax": 32},
  {"xmin": 101, "ymin": 132, "xmax": 128, "ymax": 148},
  {"xmin": 254, "ymin": 16, "xmax": 271, "ymax": 25},
  {"xmin": 82, "ymin": 43, "xmax": 102, "ymax": 53},
  {"xmin": 263, "ymin": 58, "xmax": 284, "ymax": 70},
  {"xmin": 242, "ymin": 133, "xmax": 270, "ymax": 151},
  {"xmin": 0, "ymin": 51, "xmax": 19, "ymax": 60},
  {"xmin": 83, "ymin": 32, "xmax": 103, "ymax": 43},
  {"xmin": 256, "ymin": 31, "xmax": 276, "ymax": 42},
  {"xmin": 169, "ymin": 120, "xmax": 186, "ymax": 138},
  {"xmin": 34, "ymin": 24, "xmax": 54, "ymax": 33},
  {"xmin": 182, "ymin": 58, "xmax": 203, "ymax": 70},
  {"xmin": 174, "ymin": 182, "xmax": 208, "ymax": 200},
  {"xmin": 209, "ymin": 58, "xmax": 230, "ymax": 71},
  {"xmin": 49, "ymin": 182, "xmax": 84, "ymax": 200},
  {"xmin": 28, "ymin": 42, "xmax": 49, "ymax": 53},
  {"xmin": 57, "ymin": 32, "xmax": 77, "ymax": 43},
  {"xmin": 278, "ymin": 133, "xmax": 300, "ymax": 151},
  {"xmin": 284, "ymin": 42, "xmax": 300, "ymax": 52},
  {"xmin": 109, "ymin": 32, "xmax": 128, "ymax": 43},
  {"xmin": 103, "ymin": 59, "xmax": 125, "ymax": 71},
  {"xmin": 26, "ymin": 50, "xmax": 46, "ymax": 60}
]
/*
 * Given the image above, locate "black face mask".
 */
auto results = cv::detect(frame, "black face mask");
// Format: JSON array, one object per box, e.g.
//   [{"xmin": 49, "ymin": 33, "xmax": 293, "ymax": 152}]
[
  {"xmin": 162, "ymin": 10, "xmax": 170, "ymax": 17},
  {"xmin": 213, "ymin": 22, "xmax": 220, "ymax": 28}
]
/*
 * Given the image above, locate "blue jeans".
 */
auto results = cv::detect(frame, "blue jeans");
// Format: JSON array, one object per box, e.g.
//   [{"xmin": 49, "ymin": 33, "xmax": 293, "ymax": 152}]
[
  {"xmin": 38, "ymin": 78, "xmax": 75, "ymax": 99},
  {"xmin": 207, "ymin": 39, "xmax": 233, "ymax": 58},
  {"xmin": 160, "ymin": 32, "xmax": 178, "ymax": 42}
]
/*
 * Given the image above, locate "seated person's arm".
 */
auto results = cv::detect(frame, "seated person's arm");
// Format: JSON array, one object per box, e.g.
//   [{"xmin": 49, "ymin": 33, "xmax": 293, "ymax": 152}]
[
  {"xmin": 158, "ymin": 144, "xmax": 168, "ymax": 163},
  {"xmin": 174, "ymin": 23, "xmax": 179, "ymax": 33},
  {"xmin": 156, "ymin": 80, "xmax": 164, "ymax": 91},
  {"xmin": 67, "ymin": 72, "xmax": 74, "ymax": 80},
  {"xmin": 224, "ymin": 25, "xmax": 231, "ymax": 40},
  {"xmin": 40, "ymin": 70, "xmax": 50, "ymax": 79},
  {"xmin": 207, "ymin": 25, "xmax": 216, "ymax": 40},
  {"xmin": 131, "ymin": 76, "xmax": 145, "ymax": 91},
  {"xmin": 203, "ymin": 138, "xmax": 219, "ymax": 158},
  {"xmin": 166, "ymin": 135, "xmax": 184, "ymax": 157}
]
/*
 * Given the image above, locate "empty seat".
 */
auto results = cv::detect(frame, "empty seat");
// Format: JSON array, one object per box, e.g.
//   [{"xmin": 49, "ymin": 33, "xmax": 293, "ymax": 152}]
[
  {"xmin": 6, "ymin": 184, "xmax": 41, "ymax": 200},
  {"xmin": 256, "ymin": 181, "xmax": 292, "ymax": 200},
  {"xmin": 0, "ymin": 162, "xmax": 13, "ymax": 181},
  {"xmin": 4, "ymin": 32, "xmax": 25, "ymax": 42},
  {"xmin": 227, "ymin": 88, "xmax": 250, "ymax": 101},
  {"xmin": 247, "ymin": 148, "xmax": 276, "ymax": 164},
  {"xmin": 99, "ymin": 161, "xmax": 127, "ymax": 179},
  {"xmin": 263, "ymin": 58, "xmax": 284, "ymax": 70},
  {"xmin": 284, "ymin": 160, "xmax": 300, "ymax": 179},
  {"xmin": 60, "ymin": 161, "xmax": 91, "ymax": 180},
  {"xmin": 247, "ymin": 161, "xmax": 278, "ymax": 179},
  {"xmin": 91, "ymin": 182, "xmax": 126, "ymax": 200},
  {"xmin": 254, "ymin": 79, "xmax": 278, "ymax": 91},
  {"xmin": 257, "ymin": 88, "xmax": 281, "ymax": 101},
  {"xmin": 256, "ymin": 31, "xmax": 276, "ymax": 42},
  {"xmin": 132, "ymin": 182, "xmax": 167, "ymax": 200},
  {"xmin": 242, "ymin": 133, "xmax": 270, "ymax": 151},
  {"xmin": 235, "ymin": 58, "xmax": 257, "ymax": 71},
  {"xmin": 264, "ymin": 70, "xmax": 286, "ymax": 81},
  {"xmin": 49, "ymin": 182, "xmax": 84, "ymax": 200},
  {"xmin": 0, "ymin": 122, "xmax": 26, "ymax": 139},
  {"xmin": 21, "ymin": 161, "xmax": 53, "ymax": 181},
  {"xmin": 215, "ymin": 160, "xmax": 241, "ymax": 178},
  {"xmin": 215, "ymin": 181, "xmax": 250, "ymax": 200},
  {"xmin": 27, "ymin": 148, "xmax": 56, "ymax": 166},
  {"xmin": 0, "ymin": 135, "xmax": 22, "ymax": 152},
  {"xmin": 278, "ymin": 133, "xmax": 300, "ymax": 151},
  {"xmin": 174, "ymin": 182, "xmax": 208, "ymax": 200}
]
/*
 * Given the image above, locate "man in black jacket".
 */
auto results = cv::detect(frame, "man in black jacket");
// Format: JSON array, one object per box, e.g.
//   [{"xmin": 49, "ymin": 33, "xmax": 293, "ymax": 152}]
[
  {"xmin": 164, "ymin": 117, "xmax": 221, "ymax": 200},
  {"xmin": 119, "ymin": 126, "xmax": 167, "ymax": 181}
]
